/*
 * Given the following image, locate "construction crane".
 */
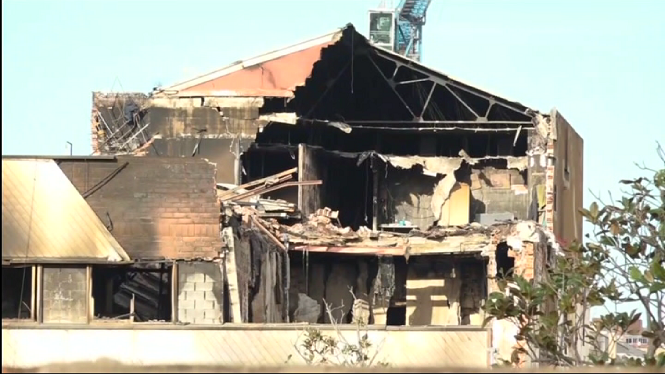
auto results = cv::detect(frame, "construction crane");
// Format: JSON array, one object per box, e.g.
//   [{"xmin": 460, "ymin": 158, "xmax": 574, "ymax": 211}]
[{"xmin": 368, "ymin": 0, "xmax": 432, "ymax": 62}]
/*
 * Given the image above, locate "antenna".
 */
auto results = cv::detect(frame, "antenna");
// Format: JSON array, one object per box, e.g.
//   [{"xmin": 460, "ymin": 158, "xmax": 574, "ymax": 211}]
[{"xmin": 66, "ymin": 141, "xmax": 73, "ymax": 156}]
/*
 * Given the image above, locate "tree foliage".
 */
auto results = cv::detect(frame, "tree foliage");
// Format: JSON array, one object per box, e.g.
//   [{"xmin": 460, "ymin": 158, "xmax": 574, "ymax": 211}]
[
  {"xmin": 287, "ymin": 294, "xmax": 388, "ymax": 368},
  {"xmin": 485, "ymin": 146, "xmax": 665, "ymax": 367}
]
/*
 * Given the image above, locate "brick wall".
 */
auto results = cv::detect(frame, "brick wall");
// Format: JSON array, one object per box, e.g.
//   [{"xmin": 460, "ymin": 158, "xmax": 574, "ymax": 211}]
[
  {"xmin": 58, "ymin": 156, "xmax": 221, "ymax": 260},
  {"xmin": 509, "ymin": 242, "xmax": 535, "ymax": 280},
  {"xmin": 177, "ymin": 262, "xmax": 223, "ymax": 324},
  {"xmin": 42, "ymin": 266, "xmax": 87, "ymax": 324}
]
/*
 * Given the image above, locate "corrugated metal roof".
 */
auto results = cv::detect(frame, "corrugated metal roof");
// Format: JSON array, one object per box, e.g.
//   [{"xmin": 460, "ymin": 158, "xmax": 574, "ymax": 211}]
[{"xmin": 1, "ymin": 159, "xmax": 130, "ymax": 263}]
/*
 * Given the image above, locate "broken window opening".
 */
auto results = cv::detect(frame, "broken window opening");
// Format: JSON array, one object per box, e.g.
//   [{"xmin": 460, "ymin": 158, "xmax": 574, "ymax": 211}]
[
  {"xmin": 496, "ymin": 242, "xmax": 515, "ymax": 279},
  {"xmin": 92, "ymin": 264, "xmax": 173, "ymax": 322},
  {"xmin": 2, "ymin": 266, "xmax": 34, "ymax": 320}
]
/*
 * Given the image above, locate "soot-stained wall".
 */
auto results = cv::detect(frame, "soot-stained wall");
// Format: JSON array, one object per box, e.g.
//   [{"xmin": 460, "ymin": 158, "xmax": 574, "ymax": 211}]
[
  {"xmin": 58, "ymin": 156, "xmax": 221, "ymax": 260},
  {"xmin": 42, "ymin": 266, "xmax": 87, "ymax": 324}
]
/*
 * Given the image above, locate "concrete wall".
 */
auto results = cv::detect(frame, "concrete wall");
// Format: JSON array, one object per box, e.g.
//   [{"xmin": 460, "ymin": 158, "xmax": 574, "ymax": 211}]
[
  {"xmin": 381, "ymin": 164, "xmax": 528, "ymax": 230},
  {"xmin": 177, "ymin": 262, "xmax": 224, "ymax": 324},
  {"xmin": 469, "ymin": 166, "xmax": 529, "ymax": 221},
  {"xmin": 58, "ymin": 157, "xmax": 221, "ymax": 260},
  {"xmin": 148, "ymin": 138, "xmax": 240, "ymax": 184},
  {"xmin": 2, "ymin": 326, "xmax": 492, "ymax": 369},
  {"xmin": 42, "ymin": 266, "xmax": 87, "ymax": 324},
  {"xmin": 91, "ymin": 93, "xmax": 262, "ymax": 184},
  {"xmin": 381, "ymin": 167, "xmax": 438, "ymax": 230},
  {"xmin": 91, "ymin": 93, "xmax": 261, "ymax": 149},
  {"xmin": 551, "ymin": 109, "xmax": 584, "ymax": 245}
]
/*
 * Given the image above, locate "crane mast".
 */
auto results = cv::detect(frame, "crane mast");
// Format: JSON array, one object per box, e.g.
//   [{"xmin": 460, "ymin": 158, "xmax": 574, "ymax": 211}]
[{"xmin": 368, "ymin": 0, "xmax": 432, "ymax": 62}]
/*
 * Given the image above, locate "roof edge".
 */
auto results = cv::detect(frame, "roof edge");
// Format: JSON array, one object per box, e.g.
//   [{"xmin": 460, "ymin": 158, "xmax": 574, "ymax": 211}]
[
  {"xmin": 2, "ymin": 155, "xmax": 117, "ymax": 161},
  {"xmin": 2, "ymin": 257, "xmax": 134, "ymax": 265},
  {"xmin": 156, "ymin": 24, "xmax": 350, "ymax": 95}
]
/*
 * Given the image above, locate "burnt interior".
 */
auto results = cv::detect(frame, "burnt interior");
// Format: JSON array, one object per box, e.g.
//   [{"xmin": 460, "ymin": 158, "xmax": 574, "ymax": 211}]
[
  {"xmin": 246, "ymin": 27, "xmax": 532, "ymax": 229},
  {"xmin": 92, "ymin": 264, "xmax": 173, "ymax": 322},
  {"xmin": 2, "ymin": 266, "xmax": 32, "ymax": 319},
  {"xmin": 241, "ymin": 145, "xmax": 299, "ymax": 204}
]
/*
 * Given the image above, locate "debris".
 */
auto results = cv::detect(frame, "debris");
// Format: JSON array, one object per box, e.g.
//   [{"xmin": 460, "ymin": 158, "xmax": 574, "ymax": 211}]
[
  {"xmin": 218, "ymin": 167, "xmax": 297, "ymax": 200},
  {"xmin": 219, "ymin": 167, "xmax": 320, "ymax": 220}
]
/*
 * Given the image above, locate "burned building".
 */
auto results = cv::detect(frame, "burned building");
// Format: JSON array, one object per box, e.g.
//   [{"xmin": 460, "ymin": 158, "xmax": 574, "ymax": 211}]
[
  {"xmin": 89, "ymin": 24, "xmax": 582, "ymax": 326},
  {"xmin": 3, "ymin": 24, "xmax": 583, "ymax": 369}
]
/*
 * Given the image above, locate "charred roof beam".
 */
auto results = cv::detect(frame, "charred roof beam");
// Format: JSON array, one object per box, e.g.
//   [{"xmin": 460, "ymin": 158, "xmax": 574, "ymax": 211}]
[
  {"xmin": 367, "ymin": 54, "xmax": 417, "ymax": 120},
  {"xmin": 371, "ymin": 47, "xmax": 534, "ymax": 122}
]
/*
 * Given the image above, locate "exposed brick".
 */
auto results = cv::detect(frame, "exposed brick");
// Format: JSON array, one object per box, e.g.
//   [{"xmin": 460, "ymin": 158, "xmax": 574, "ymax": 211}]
[
  {"xmin": 204, "ymin": 309, "xmax": 221, "ymax": 320},
  {"xmin": 197, "ymin": 300, "xmax": 216, "ymax": 310},
  {"xmin": 57, "ymin": 157, "xmax": 222, "ymax": 261},
  {"xmin": 178, "ymin": 299, "xmax": 195, "ymax": 309},
  {"xmin": 195, "ymin": 282, "xmax": 214, "ymax": 291},
  {"xmin": 179, "ymin": 282, "xmax": 195, "ymax": 292},
  {"xmin": 204, "ymin": 291, "xmax": 217, "ymax": 301},
  {"xmin": 186, "ymin": 309, "xmax": 205, "ymax": 321},
  {"xmin": 186, "ymin": 291, "xmax": 205, "ymax": 301}
]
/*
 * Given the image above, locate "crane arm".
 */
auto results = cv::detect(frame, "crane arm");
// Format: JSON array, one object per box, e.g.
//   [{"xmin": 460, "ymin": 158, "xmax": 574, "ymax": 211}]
[{"xmin": 397, "ymin": 0, "xmax": 432, "ymax": 24}]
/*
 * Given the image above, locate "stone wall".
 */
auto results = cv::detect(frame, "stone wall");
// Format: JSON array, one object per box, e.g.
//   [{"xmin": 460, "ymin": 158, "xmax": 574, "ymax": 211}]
[
  {"xmin": 177, "ymin": 262, "xmax": 224, "ymax": 324},
  {"xmin": 42, "ymin": 266, "xmax": 87, "ymax": 324}
]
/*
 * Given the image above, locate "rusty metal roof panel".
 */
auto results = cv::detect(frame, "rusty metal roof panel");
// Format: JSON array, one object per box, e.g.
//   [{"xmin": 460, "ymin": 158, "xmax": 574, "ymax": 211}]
[
  {"xmin": 157, "ymin": 26, "xmax": 345, "ymax": 97},
  {"xmin": 1, "ymin": 159, "xmax": 130, "ymax": 263}
]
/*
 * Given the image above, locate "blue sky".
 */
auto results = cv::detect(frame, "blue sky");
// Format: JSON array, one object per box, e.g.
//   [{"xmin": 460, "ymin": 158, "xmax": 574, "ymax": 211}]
[{"xmin": 2, "ymin": 0, "xmax": 664, "ymax": 314}]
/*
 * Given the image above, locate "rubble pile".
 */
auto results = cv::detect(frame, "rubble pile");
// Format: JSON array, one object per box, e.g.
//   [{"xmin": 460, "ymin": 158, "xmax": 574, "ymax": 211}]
[{"xmin": 219, "ymin": 167, "xmax": 555, "ymax": 256}]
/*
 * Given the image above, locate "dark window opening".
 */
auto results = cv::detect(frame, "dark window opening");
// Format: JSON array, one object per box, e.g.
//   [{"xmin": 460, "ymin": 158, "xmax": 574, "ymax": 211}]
[
  {"xmin": 240, "ymin": 146, "xmax": 299, "ymax": 209},
  {"xmin": 1, "ymin": 266, "xmax": 33, "ymax": 320},
  {"xmin": 92, "ymin": 264, "xmax": 172, "ymax": 322},
  {"xmin": 386, "ymin": 305, "xmax": 406, "ymax": 326},
  {"xmin": 496, "ymin": 242, "xmax": 515, "ymax": 279}
]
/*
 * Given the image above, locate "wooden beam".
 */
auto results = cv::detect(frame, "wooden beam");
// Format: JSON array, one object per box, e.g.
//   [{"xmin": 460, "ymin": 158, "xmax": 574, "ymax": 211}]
[
  {"xmin": 30, "ymin": 265, "xmax": 36, "ymax": 321},
  {"xmin": 218, "ymin": 167, "xmax": 297, "ymax": 200},
  {"xmin": 36, "ymin": 265, "xmax": 43, "ymax": 323},
  {"xmin": 250, "ymin": 216, "xmax": 286, "ymax": 252},
  {"xmin": 228, "ymin": 180, "xmax": 322, "ymax": 202}
]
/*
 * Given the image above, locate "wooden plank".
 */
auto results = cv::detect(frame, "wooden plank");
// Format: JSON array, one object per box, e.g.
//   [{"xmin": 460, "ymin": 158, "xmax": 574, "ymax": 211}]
[
  {"xmin": 218, "ymin": 167, "xmax": 297, "ymax": 200},
  {"xmin": 35, "ymin": 265, "xmax": 43, "ymax": 323},
  {"xmin": 228, "ymin": 180, "xmax": 322, "ymax": 202},
  {"xmin": 30, "ymin": 265, "xmax": 36, "ymax": 321}
]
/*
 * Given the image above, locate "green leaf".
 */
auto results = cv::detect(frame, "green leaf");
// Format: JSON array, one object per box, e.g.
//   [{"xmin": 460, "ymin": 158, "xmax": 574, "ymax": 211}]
[
  {"xmin": 652, "ymin": 261, "xmax": 665, "ymax": 281},
  {"xmin": 629, "ymin": 266, "xmax": 645, "ymax": 282},
  {"xmin": 649, "ymin": 282, "xmax": 665, "ymax": 293},
  {"xmin": 590, "ymin": 201, "xmax": 600, "ymax": 221}
]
